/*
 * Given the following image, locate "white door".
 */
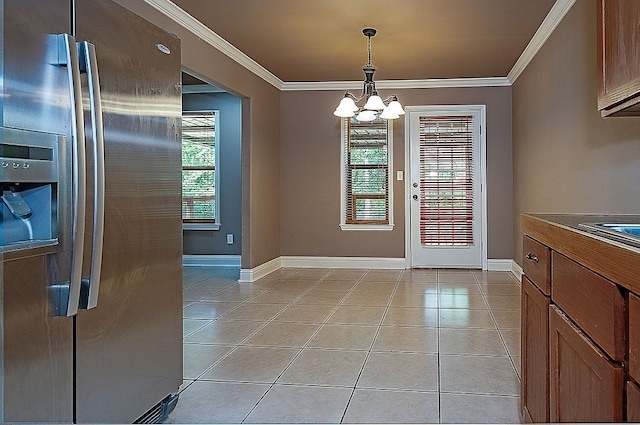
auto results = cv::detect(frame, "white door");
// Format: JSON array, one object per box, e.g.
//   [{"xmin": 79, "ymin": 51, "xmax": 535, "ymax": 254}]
[{"xmin": 408, "ymin": 106, "xmax": 485, "ymax": 268}]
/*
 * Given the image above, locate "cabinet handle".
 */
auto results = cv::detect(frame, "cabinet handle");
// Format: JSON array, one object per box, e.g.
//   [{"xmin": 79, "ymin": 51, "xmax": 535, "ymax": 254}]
[{"xmin": 525, "ymin": 252, "xmax": 539, "ymax": 263}]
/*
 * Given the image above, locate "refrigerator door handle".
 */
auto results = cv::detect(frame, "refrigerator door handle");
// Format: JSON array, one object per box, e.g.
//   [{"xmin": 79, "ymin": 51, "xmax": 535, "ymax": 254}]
[
  {"xmin": 78, "ymin": 41, "xmax": 105, "ymax": 310},
  {"xmin": 51, "ymin": 34, "xmax": 87, "ymax": 317}
]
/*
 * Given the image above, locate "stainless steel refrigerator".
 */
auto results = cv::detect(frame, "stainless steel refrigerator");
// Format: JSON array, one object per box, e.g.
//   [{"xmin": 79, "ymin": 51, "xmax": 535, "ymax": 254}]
[{"xmin": 0, "ymin": 0, "xmax": 183, "ymax": 422}]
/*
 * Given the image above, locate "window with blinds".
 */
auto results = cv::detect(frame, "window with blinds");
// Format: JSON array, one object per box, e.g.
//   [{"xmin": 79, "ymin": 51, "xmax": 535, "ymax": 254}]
[
  {"xmin": 419, "ymin": 115, "xmax": 474, "ymax": 246},
  {"xmin": 182, "ymin": 111, "xmax": 217, "ymax": 223},
  {"xmin": 342, "ymin": 117, "xmax": 390, "ymax": 225}
]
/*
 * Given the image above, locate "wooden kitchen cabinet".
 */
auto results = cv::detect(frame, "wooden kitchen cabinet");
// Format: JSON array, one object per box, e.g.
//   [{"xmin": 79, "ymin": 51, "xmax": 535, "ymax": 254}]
[
  {"xmin": 520, "ymin": 213, "xmax": 640, "ymax": 422},
  {"xmin": 549, "ymin": 305, "xmax": 624, "ymax": 422},
  {"xmin": 597, "ymin": 0, "xmax": 640, "ymax": 116},
  {"xmin": 521, "ymin": 277, "xmax": 550, "ymax": 422}
]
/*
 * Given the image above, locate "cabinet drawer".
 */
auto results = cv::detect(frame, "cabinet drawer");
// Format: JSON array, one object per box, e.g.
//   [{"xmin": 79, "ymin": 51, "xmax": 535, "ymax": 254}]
[
  {"xmin": 628, "ymin": 381, "xmax": 640, "ymax": 422},
  {"xmin": 552, "ymin": 252, "xmax": 625, "ymax": 361},
  {"xmin": 549, "ymin": 306, "xmax": 624, "ymax": 422},
  {"xmin": 630, "ymin": 293, "xmax": 640, "ymax": 381},
  {"xmin": 522, "ymin": 236, "xmax": 550, "ymax": 295}
]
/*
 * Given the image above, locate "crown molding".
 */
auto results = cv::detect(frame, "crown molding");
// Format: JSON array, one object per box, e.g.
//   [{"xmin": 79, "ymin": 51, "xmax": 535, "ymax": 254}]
[
  {"xmin": 147, "ymin": 0, "xmax": 571, "ymax": 92},
  {"xmin": 507, "ymin": 0, "xmax": 576, "ymax": 83},
  {"xmin": 143, "ymin": 0, "xmax": 284, "ymax": 89},
  {"xmin": 282, "ymin": 77, "xmax": 511, "ymax": 91},
  {"xmin": 182, "ymin": 84, "xmax": 226, "ymax": 94}
]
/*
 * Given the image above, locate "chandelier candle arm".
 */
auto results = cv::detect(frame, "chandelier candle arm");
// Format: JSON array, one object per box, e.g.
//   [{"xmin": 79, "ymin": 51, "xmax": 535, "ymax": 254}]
[{"xmin": 333, "ymin": 27, "xmax": 405, "ymax": 121}]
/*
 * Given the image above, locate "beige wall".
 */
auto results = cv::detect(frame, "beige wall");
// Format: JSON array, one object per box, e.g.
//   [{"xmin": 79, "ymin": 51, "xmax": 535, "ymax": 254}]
[
  {"xmin": 114, "ymin": 0, "xmax": 281, "ymax": 269},
  {"xmin": 512, "ymin": 0, "xmax": 640, "ymax": 265},
  {"xmin": 114, "ymin": 1, "xmax": 533, "ymax": 267},
  {"xmin": 281, "ymin": 86, "xmax": 514, "ymax": 260}
]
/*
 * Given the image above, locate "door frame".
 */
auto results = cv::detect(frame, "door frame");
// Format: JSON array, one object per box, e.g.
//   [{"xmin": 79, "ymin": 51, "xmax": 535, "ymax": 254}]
[{"xmin": 404, "ymin": 105, "xmax": 488, "ymax": 270}]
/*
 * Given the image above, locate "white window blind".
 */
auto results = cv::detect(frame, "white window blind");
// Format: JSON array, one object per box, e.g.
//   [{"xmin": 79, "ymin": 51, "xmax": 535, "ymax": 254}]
[
  {"xmin": 182, "ymin": 111, "xmax": 217, "ymax": 223},
  {"xmin": 343, "ymin": 117, "xmax": 389, "ymax": 224},
  {"xmin": 419, "ymin": 115, "xmax": 474, "ymax": 246}
]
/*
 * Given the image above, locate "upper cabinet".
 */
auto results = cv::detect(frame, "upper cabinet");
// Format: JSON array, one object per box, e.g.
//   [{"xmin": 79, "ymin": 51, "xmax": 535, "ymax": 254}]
[{"xmin": 598, "ymin": 0, "xmax": 640, "ymax": 116}]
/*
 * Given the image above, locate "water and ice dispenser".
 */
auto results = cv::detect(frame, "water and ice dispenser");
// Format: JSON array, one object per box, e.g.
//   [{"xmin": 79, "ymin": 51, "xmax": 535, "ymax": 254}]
[{"xmin": 0, "ymin": 126, "xmax": 62, "ymax": 252}]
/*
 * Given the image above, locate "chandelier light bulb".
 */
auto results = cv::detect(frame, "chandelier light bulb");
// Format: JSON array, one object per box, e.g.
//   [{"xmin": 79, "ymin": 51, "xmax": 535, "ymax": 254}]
[
  {"xmin": 363, "ymin": 94, "xmax": 386, "ymax": 111},
  {"xmin": 387, "ymin": 99, "xmax": 405, "ymax": 116},
  {"xmin": 355, "ymin": 110, "xmax": 376, "ymax": 122},
  {"xmin": 334, "ymin": 107, "xmax": 355, "ymax": 118},
  {"xmin": 380, "ymin": 106, "xmax": 399, "ymax": 120},
  {"xmin": 338, "ymin": 96, "xmax": 359, "ymax": 112}
]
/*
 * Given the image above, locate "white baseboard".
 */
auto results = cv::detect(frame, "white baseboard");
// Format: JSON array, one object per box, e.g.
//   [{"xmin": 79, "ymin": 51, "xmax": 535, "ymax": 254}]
[
  {"xmin": 487, "ymin": 259, "xmax": 515, "ymax": 271},
  {"xmin": 239, "ymin": 257, "xmax": 282, "ymax": 283},
  {"xmin": 280, "ymin": 256, "xmax": 406, "ymax": 269},
  {"xmin": 487, "ymin": 259, "xmax": 522, "ymax": 281},
  {"xmin": 239, "ymin": 256, "xmax": 406, "ymax": 282},
  {"xmin": 183, "ymin": 255, "xmax": 241, "ymax": 267},
  {"xmin": 511, "ymin": 261, "xmax": 523, "ymax": 281},
  {"xmin": 238, "ymin": 256, "xmax": 522, "ymax": 283}
]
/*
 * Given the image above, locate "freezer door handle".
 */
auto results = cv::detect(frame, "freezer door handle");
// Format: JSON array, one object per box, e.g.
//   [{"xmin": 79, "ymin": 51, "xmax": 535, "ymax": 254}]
[
  {"xmin": 78, "ymin": 41, "xmax": 105, "ymax": 310},
  {"xmin": 51, "ymin": 34, "xmax": 87, "ymax": 317}
]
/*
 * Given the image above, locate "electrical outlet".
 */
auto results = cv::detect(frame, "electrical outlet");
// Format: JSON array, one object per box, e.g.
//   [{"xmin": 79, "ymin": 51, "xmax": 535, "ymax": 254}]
[{"xmin": 226, "ymin": 234, "xmax": 234, "ymax": 245}]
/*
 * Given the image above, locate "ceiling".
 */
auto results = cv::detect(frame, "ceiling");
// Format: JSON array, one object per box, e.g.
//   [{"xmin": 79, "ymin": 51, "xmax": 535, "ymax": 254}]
[{"xmin": 172, "ymin": 0, "xmax": 557, "ymax": 83}]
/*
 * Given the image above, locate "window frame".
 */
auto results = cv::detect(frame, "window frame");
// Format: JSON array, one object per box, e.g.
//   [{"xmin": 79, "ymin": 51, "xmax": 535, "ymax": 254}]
[
  {"xmin": 182, "ymin": 110, "xmax": 221, "ymax": 231},
  {"xmin": 340, "ymin": 117, "xmax": 395, "ymax": 231}
]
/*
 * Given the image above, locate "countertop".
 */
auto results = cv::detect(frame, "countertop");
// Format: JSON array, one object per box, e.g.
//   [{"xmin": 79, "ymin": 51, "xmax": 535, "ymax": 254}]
[{"xmin": 521, "ymin": 213, "xmax": 640, "ymax": 295}]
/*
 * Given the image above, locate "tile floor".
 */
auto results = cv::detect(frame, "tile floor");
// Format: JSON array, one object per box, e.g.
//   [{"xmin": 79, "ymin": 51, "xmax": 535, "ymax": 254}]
[{"xmin": 167, "ymin": 267, "xmax": 522, "ymax": 424}]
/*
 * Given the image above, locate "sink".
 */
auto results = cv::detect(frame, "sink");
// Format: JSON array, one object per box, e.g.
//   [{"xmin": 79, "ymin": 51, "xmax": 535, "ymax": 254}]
[
  {"xmin": 579, "ymin": 223, "xmax": 640, "ymax": 248},
  {"xmin": 597, "ymin": 223, "xmax": 640, "ymax": 236}
]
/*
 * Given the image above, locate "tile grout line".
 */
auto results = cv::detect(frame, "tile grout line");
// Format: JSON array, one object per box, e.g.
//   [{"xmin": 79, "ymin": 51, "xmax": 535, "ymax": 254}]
[
  {"xmin": 192, "ymin": 270, "xmax": 339, "ymax": 390},
  {"xmin": 474, "ymin": 272, "xmax": 522, "ymax": 383},
  {"xmin": 239, "ymin": 269, "xmax": 369, "ymax": 424},
  {"xmin": 182, "ymin": 274, "xmax": 304, "ymax": 386},
  {"xmin": 436, "ymin": 269, "xmax": 443, "ymax": 424},
  {"xmin": 339, "ymin": 269, "xmax": 404, "ymax": 424},
  {"xmin": 180, "ymin": 269, "xmax": 252, "ymax": 386}
]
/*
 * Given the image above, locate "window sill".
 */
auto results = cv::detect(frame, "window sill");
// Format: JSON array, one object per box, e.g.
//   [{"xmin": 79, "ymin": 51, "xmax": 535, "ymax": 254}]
[
  {"xmin": 183, "ymin": 223, "xmax": 221, "ymax": 231},
  {"xmin": 340, "ymin": 224, "xmax": 395, "ymax": 231}
]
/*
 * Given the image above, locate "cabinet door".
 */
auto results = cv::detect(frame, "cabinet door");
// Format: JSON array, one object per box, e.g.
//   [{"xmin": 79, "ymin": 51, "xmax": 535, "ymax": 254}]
[
  {"xmin": 630, "ymin": 293, "xmax": 640, "ymax": 382},
  {"xmin": 598, "ymin": 0, "xmax": 640, "ymax": 116},
  {"xmin": 628, "ymin": 381, "xmax": 640, "ymax": 422},
  {"xmin": 521, "ymin": 277, "xmax": 550, "ymax": 422},
  {"xmin": 549, "ymin": 306, "xmax": 624, "ymax": 422}
]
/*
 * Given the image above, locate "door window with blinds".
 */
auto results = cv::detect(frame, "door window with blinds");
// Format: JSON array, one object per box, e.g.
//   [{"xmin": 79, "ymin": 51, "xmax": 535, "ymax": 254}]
[
  {"xmin": 419, "ymin": 115, "xmax": 474, "ymax": 245},
  {"xmin": 182, "ymin": 111, "xmax": 220, "ymax": 228},
  {"xmin": 340, "ymin": 117, "xmax": 394, "ymax": 230}
]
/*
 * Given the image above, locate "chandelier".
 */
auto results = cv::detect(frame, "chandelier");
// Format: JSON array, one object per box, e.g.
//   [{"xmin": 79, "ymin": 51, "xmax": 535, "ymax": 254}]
[{"xmin": 333, "ymin": 28, "xmax": 405, "ymax": 121}]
